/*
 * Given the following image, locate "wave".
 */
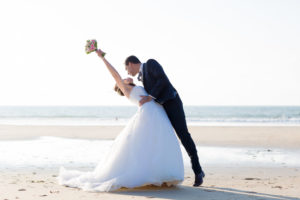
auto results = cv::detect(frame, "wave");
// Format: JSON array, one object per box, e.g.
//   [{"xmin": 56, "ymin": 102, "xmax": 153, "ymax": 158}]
[
  {"xmin": 187, "ymin": 117, "xmax": 300, "ymax": 123},
  {"xmin": 0, "ymin": 106, "xmax": 300, "ymax": 125}
]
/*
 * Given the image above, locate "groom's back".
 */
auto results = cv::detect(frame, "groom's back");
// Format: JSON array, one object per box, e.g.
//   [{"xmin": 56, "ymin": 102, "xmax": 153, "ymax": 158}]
[{"xmin": 143, "ymin": 59, "xmax": 177, "ymax": 104}]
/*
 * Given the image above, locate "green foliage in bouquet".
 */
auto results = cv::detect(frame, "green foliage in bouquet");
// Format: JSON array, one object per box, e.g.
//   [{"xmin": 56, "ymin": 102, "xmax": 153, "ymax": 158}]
[{"xmin": 85, "ymin": 39, "xmax": 106, "ymax": 57}]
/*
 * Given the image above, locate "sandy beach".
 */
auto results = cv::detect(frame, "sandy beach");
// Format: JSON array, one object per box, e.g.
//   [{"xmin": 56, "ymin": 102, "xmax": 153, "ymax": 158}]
[{"xmin": 1, "ymin": 125, "xmax": 300, "ymax": 199}]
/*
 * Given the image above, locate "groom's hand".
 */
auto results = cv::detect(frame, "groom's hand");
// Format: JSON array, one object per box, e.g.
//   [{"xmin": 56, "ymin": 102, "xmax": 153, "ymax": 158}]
[{"xmin": 139, "ymin": 95, "xmax": 152, "ymax": 106}]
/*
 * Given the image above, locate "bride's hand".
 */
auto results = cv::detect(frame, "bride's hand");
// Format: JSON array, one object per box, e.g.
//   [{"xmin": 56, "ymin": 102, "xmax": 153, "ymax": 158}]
[{"xmin": 96, "ymin": 49, "xmax": 105, "ymax": 58}]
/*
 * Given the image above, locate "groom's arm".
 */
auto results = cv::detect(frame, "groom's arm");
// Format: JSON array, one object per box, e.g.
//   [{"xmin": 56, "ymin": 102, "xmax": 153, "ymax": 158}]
[{"xmin": 139, "ymin": 95, "xmax": 152, "ymax": 106}]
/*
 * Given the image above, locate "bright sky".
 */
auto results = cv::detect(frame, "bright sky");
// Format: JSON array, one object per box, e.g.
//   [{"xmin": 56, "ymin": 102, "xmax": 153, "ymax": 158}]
[{"xmin": 0, "ymin": 0, "xmax": 299, "ymax": 106}]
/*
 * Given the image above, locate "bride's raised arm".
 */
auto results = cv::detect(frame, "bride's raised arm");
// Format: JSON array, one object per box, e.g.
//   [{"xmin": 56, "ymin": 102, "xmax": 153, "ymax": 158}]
[{"xmin": 96, "ymin": 49, "xmax": 130, "ymax": 97}]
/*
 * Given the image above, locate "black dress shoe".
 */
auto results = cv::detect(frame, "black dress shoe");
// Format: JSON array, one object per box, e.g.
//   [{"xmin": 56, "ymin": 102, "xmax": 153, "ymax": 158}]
[{"xmin": 193, "ymin": 171, "xmax": 205, "ymax": 187}]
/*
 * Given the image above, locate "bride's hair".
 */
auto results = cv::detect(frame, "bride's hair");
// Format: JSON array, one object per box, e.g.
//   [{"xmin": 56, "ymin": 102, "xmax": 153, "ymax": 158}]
[{"xmin": 114, "ymin": 83, "xmax": 135, "ymax": 96}]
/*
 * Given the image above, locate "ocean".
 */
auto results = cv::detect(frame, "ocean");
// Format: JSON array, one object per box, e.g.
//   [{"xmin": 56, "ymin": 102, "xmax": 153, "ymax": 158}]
[
  {"xmin": 0, "ymin": 106, "xmax": 300, "ymax": 126},
  {"xmin": 1, "ymin": 107, "xmax": 300, "ymax": 171}
]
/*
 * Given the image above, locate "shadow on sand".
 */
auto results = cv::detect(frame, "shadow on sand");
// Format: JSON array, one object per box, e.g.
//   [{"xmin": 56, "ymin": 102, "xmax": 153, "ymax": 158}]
[{"xmin": 111, "ymin": 185, "xmax": 299, "ymax": 200}]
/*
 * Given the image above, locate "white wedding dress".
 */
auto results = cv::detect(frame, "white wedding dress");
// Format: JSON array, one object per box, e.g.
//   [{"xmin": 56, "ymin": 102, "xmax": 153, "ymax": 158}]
[{"xmin": 57, "ymin": 86, "xmax": 184, "ymax": 192}]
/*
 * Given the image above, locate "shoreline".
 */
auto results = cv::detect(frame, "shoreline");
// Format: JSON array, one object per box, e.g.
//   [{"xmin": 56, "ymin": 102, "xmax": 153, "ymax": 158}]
[
  {"xmin": 0, "ymin": 125, "xmax": 300, "ymax": 149},
  {"xmin": 1, "ymin": 125, "xmax": 300, "ymax": 199}
]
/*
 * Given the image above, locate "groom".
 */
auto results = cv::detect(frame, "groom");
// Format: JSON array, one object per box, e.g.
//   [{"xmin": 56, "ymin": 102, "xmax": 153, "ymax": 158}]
[{"xmin": 125, "ymin": 56, "xmax": 205, "ymax": 186}]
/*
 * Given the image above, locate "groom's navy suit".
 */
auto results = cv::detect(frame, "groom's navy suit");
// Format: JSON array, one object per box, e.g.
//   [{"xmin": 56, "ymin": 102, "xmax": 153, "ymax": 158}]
[{"xmin": 140, "ymin": 59, "xmax": 202, "ymax": 175}]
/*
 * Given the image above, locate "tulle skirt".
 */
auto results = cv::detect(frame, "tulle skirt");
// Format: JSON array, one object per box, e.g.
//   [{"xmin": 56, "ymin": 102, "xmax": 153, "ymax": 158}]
[{"xmin": 57, "ymin": 101, "xmax": 184, "ymax": 192}]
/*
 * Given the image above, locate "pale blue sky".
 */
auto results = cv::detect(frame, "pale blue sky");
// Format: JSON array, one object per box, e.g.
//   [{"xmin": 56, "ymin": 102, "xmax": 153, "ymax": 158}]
[{"xmin": 0, "ymin": 0, "xmax": 299, "ymax": 105}]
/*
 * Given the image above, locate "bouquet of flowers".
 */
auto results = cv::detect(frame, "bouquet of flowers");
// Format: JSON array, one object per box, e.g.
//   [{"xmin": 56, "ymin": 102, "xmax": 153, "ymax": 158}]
[{"xmin": 85, "ymin": 39, "xmax": 106, "ymax": 57}]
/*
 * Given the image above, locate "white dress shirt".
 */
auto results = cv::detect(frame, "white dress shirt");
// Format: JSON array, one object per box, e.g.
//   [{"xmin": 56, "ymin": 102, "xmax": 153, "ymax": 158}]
[{"xmin": 138, "ymin": 63, "xmax": 143, "ymax": 80}]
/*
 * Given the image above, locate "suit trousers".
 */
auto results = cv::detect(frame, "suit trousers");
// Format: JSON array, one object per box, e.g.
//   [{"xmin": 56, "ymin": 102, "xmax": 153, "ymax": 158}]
[{"xmin": 162, "ymin": 94, "xmax": 202, "ymax": 175}]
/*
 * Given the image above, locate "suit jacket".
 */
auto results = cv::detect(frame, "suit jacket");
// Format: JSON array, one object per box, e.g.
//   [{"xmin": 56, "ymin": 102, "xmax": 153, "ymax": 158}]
[{"xmin": 142, "ymin": 59, "xmax": 177, "ymax": 104}]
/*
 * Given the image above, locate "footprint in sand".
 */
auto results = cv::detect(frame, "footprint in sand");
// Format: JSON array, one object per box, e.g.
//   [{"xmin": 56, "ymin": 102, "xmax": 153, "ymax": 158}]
[
  {"xmin": 50, "ymin": 190, "xmax": 60, "ymax": 194},
  {"xmin": 244, "ymin": 178, "xmax": 261, "ymax": 180},
  {"xmin": 272, "ymin": 185, "xmax": 283, "ymax": 189}
]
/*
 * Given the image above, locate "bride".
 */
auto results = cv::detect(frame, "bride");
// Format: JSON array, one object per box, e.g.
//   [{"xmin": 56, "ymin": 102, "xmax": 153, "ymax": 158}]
[{"xmin": 57, "ymin": 49, "xmax": 184, "ymax": 192}]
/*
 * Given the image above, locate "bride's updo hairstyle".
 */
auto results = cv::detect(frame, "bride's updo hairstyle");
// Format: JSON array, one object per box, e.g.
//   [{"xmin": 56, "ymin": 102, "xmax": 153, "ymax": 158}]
[{"xmin": 114, "ymin": 83, "xmax": 136, "ymax": 96}]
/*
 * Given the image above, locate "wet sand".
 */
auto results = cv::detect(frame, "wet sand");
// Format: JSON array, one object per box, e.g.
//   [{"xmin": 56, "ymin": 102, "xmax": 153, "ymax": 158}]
[{"xmin": 0, "ymin": 125, "xmax": 299, "ymax": 199}]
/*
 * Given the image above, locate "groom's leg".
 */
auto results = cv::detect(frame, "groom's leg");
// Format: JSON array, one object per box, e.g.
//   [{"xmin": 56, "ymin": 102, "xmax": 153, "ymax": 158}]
[{"xmin": 163, "ymin": 95, "xmax": 203, "ymax": 175}]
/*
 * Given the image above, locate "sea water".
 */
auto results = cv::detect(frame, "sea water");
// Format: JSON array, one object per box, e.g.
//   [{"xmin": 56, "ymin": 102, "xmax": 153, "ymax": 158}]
[
  {"xmin": 1, "ymin": 106, "xmax": 299, "ymax": 171},
  {"xmin": 0, "ymin": 106, "xmax": 299, "ymax": 126}
]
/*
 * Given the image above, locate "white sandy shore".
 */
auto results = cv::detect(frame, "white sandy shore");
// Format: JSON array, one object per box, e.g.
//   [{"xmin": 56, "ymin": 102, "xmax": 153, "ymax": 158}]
[
  {"xmin": 1, "ymin": 167, "xmax": 299, "ymax": 200},
  {"xmin": 0, "ymin": 125, "xmax": 299, "ymax": 199}
]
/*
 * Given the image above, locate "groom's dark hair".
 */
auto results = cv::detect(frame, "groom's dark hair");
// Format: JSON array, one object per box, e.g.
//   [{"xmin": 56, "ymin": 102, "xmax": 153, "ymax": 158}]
[{"xmin": 125, "ymin": 55, "xmax": 141, "ymax": 65}]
